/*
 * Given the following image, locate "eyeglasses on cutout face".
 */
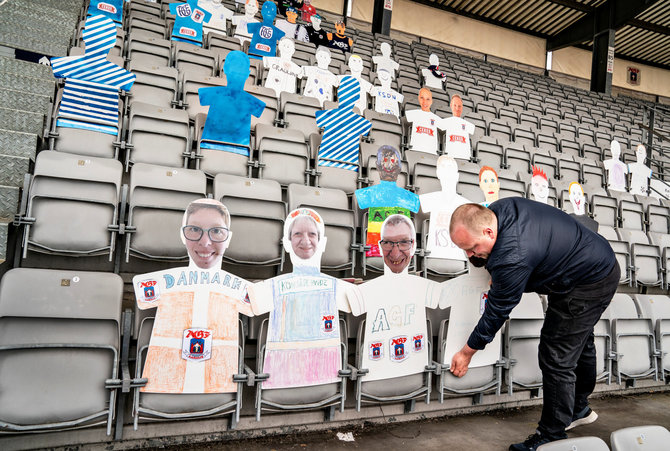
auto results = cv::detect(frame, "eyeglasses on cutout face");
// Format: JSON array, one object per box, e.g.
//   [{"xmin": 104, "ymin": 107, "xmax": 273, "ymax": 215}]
[
  {"xmin": 182, "ymin": 225, "xmax": 229, "ymax": 242},
  {"xmin": 379, "ymin": 239, "xmax": 414, "ymax": 251}
]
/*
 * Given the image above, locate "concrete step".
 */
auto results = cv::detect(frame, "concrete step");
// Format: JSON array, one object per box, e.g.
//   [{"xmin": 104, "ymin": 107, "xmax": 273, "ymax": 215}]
[
  {"xmin": 0, "ymin": 88, "xmax": 51, "ymax": 114},
  {"xmin": 0, "ymin": 107, "xmax": 45, "ymax": 135},
  {"xmin": 0, "ymin": 220, "xmax": 7, "ymax": 264},
  {"xmin": 0, "ymin": 56, "xmax": 53, "ymax": 79},
  {"xmin": 0, "ymin": 154, "xmax": 30, "ymax": 187},
  {"xmin": 0, "ymin": 72, "xmax": 55, "ymax": 97},
  {"xmin": 0, "ymin": 128, "xmax": 38, "ymax": 160},
  {"xmin": 0, "ymin": 185, "xmax": 20, "ymax": 220}
]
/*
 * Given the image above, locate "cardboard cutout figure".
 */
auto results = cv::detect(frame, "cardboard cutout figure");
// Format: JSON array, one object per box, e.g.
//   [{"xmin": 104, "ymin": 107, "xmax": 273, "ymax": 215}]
[
  {"xmin": 421, "ymin": 53, "xmax": 446, "ymax": 90},
  {"xmin": 232, "ymin": 0, "xmax": 259, "ymax": 45},
  {"xmin": 199, "ymin": 51, "xmax": 265, "ymax": 155},
  {"xmin": 247, "ymin": 1, "xmax": 285, "ymax": 59},
  {"xmin": 568, "ymin": 182, "xmax": 598, "ymax": 233},
  {"xmin": 479, "ymin": 166, "xmax": 499, "ymax": 208},
  {"xmin": 199, "ymin": 0, "xmax": 234, "ymax": 37},
  {"xmin": 300, "ymin": 0, "xmax": 317, "ymax": 22},
  {"xmin": 133, "ymin": 199, "xmax": 253, "ymax": 394},
  {"xmin": 420, "ymin": 156, "xmax": 470, "ymax": 260},
  {"xmin": 170, "ymin": 0, "xmax": 213, "ymax": 47},
  {"xmin": 302, "ymin": 46, "xmax": 338, "ymax": 107},
  {"xmin": 315, "ymin": 76, "xmax": 372, "ymax": 171},
  {"xmin": 438, "ymin": 95, "xmax": 475, "ymax": 160},
  {"xmin": 340, "ymin": 54, "xmax": 372, "ymax": 113},
  {"xmin": 247, "ymin": 208, "xmax": 362, "ymax": 389},
  {"xmin": 603, "ymin": 139, "xmax": 628, "ymax": 192},
  {"xmin": 87, "ymin": 0, "xmax": 123, "ymax": 25},
  {"xmin": 530, "ymin": 166, "xmax": 549, "ymax": 204},
  {"xmin": 628, "ymin": 144, "xmax": 652, "ymax": 196},
  {"xmin": 349, "ymin": 214, "xmax": 443, "ymax": 382},
  {"xmin": 51, "ymin": 14, "xmax": 135, "ymax": 136},
  {"xmin": 372, "ymin": 42, "xmax": 399, "ymax": 80},
  {"xmin": 327, "ymin": 19, "xmax": 353, "ymax": 54},
  {"xmin": 275, "ymin": 7, "xmax": 299, "ymax": 39},
  {"xmin": 263, "ymin": 37, "xmax": 302, "ymax": 98},
  {"xmin": 405, "ymin": 87, "xmax": 444, "ymax": 155},
  {"xmin": 370, "ymin": 68, "xmax": 404, "ymax": 118},
  {"xmin": 355, "ymin": 146, "xmax": 420, "ymax": 257},
  {"xmin": 296, "ymin": 13, "xmax": 327, "ymax": 45}
]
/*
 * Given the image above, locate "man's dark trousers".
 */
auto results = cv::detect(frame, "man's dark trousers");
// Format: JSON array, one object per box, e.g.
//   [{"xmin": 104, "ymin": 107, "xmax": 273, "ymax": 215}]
[{"xmin": 537, "ymin": 262, "xmax": 620, "ymax": 440}]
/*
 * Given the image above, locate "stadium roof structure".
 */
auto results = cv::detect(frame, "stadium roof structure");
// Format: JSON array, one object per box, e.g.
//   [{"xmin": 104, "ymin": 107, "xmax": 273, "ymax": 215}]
[{"xmin": 409, "ymin": 0, "xmax": 670, "ymax": 70}]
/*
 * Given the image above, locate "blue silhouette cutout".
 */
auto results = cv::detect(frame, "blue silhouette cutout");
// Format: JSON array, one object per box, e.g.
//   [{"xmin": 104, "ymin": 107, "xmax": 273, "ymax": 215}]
[
  {"xmin": 199, "ymin": 51, "xmax": 265, "ymax": 155},
  {"xmin": 247, "ymin": 1, "xmax": 285, "ymax": 60},
  {"xmin": 170, "ymin": 0, "xmax": 212, "ymax": 47}
]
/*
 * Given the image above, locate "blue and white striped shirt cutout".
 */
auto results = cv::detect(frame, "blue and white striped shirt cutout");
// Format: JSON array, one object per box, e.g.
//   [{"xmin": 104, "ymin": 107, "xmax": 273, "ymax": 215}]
[{"xmin": 316, "ymin": 76, "xmax": 371, "ymax": 172}]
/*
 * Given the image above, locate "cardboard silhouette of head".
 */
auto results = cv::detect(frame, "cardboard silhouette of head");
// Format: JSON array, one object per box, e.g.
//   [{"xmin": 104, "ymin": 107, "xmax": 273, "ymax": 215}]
[
  {"xmin": 450, "ymin": 94, "xmax": 463, "ymax": 118},
  {"xmin": 419, "ymin": 87, "xmax": 432, "ymax": 112},
  {"xmin": 429, "ymin": 53, "xmax": 439, "ymax": 66},
  {"xmin": 223, "ymin": 50, "xmax": 250, "ymax": 90},
  {"xmin": 636, "ymin": 144, "xmax": 647, "ymax": 164},
  {"xmin": 610, "ymin": 139, "xmax": 621, "ymax": 160},
  {"xmin": 261, "ymin": 0, "xmax": 277, "ymax": 23},
  {"xmin": 569, "ymin": 182, "xmax": 586, "ymax": 215},
  {"xmin": 278, "ymin": 37, "xmax": 295, "ymax": 59},
  {"xmin": 335, "ymin": 19, "xmax": 346, "ymax": 35},
  {"xmin": 531, "ymin": 166, "xmax": 549, "ymax": 204},
  {"xmin": 310, "ymin": 13, "xmax": 321, "ymax": 29},
  {"xmin": 380, "ymin": 42, "xmax": 392, "ymax": 57},
  {"xmin": 377, "ymin": 145, "xmax": 402, "ymax": 182},
  {"xmin": 436, "ymin": 155, "xmax": 459, "ymax": 193},
  {"xmin": 245, "ymin": 0, "xmax": 259, "ymax": 16},
  {"xmin": 336, "ymin": 77, "xmax": 357, "ymax": 111},
  {"xmin": 315, "ymin": 46, "xmax": 331, "ymax": 69},
  {"xmin": 284, "ymin": 208, "xmax": 328, "ymax": 268},
  {"xmin": 377, "ymin": 68, "xmax": 392, "ymax": 88},
  {"xmin": 479, "ymin": 166, "xmax": 499, "ymax": 204},
  {"xmin": 348, "ymin": 54, "xmax": 363, "ymax": 74},
  {"xmin": 380, "ymin": 214, "xmax": 416, "ymax": 274},
  {"xmin": 181, "ymin": 199, "xmax": 232, "ymax": 270}
]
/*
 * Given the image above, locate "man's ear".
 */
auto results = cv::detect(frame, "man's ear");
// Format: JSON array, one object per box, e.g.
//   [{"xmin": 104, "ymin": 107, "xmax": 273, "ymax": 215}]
[{"xmin": 484, "ymin": 227, "xmax": 495, "ymax": 239}]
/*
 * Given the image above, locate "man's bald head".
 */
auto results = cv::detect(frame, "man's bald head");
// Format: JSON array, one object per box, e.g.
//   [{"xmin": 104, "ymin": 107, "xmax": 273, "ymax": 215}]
[
  {"xmin": 450, "ymin": 203, "xmax": 495, "ymax": 236},
  {"xmin": 419, "ymin": 87, "xmax": 433, "ymax": 112}
]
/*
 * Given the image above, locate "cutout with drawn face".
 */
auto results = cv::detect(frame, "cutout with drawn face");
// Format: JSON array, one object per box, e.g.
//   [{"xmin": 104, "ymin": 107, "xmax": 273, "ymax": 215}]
[
  {"xmin": 335, "ymin": 20, "xmax": 346, "ymax": 36},
  {"xmin": 636, "ymin": 144, "xmax": 646, "ymax": 164},
  {"xmin": 436, "ymin": 155, "xmax": 459, "ymax": 193},
  {"xmin": 531, "ymin": 166, "xmax": 549, "ymax": 204},
  {"xmin": 377, "ymin": 145, "xmax": 401, "ymax": 182},
  {"xmin": 419, "ymin": 88, "xmax": 432, "ymax": 112},
  {"xmin": 289, "ymin": 216, "xmax": 319, "ymax": 260},
  {"xmin": 245, "ymin": 0, "xmax": 258, "ymax": 16},
  {"xmin": 315, "ymin": 46, "xmax": 331, "ymax": 69},
  {"xmin": 348, "ymin": 54, "xmax": 363, "ymax": 74},
  {"xmin": 380, "ymin": 215, "xmax": 415, "ymax": 274},
  {"xmin": 181, "ymin": 199, "xmax": 231, "ymax": 269},
  {"xmin": 278, "ymin": 37, "xmax": 295, "ymax": 59},
  {"xmin": 377, "ymin": 68, "xmax": 391, "ymax": 88},
  {"xmin": 261, "ymin": 0, "xmax": 276, "ymax": 23},
  {"xmin": 450, "ymin": 95, "xmax": 463, "ymax": 118},
  {"xmin": 610, "ymin": 139, "xmax": 621, "ymax": 160},
  {"xmin": 286, "ymin": 7, "xmax": 298, "ymax": 24},
  {"xmin": 310, "ymin": 13, "xmax": 321, "ymax": 30},
  {"xmin": 569, "ymin": 182, "xmax": 585, "ymax": 215},
  {"xmin": 479, "ymin": 167, "xmax": 499, "ymax": 204}
]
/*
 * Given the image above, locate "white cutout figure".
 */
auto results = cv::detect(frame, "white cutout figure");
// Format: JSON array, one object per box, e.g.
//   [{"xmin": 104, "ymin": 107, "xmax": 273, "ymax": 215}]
[
  {"xmin": 603, "ymin": 139, "xmax": 628, "ymax": 192},
  {"xmin": 247, "ymin": 208, "xmax": 362, "ymax": 389},
  {"xmin": 420, "ymin": 156, "xmax": 470, "ymax": 260},
  {"xmin": 232, "ymin": 0, "xmax": 259, "ymax": 45},
  {"xmin": 263, "ymin": 37, "xmax": 302, "ymax": 98},
  {"xmin": 199, "ymin": 0, "xmax": 234, "ymax": 37},
  {"xmin": 133, "ymin": 199, "xmax": 253, "ymax": 394},
  {"xmin": 349, "ymin": 214, "xmax": 444, "ymax": 382},
  {"xmin": 438, "ymin": 95, "xmax": 475, "ymax": 160},
  {"xmin": 530, "ymin": 166, "xmax": 549, "ymax": 204},
  {"xmin": 275, "ymin": 7, "xmax": 299, "ymax": 39},
  {"xmin": 370, "ymin": 68, "xmax": 403, "ymax": 118},
  {"xmin": 628, "ymin": 144, "xmax": 652, "ymax": 196},
  {"xmin": 405, "ymin": 87, "xmax": 444, "ymax": 155},
  {"xmin": 372, "ymin": 42, "xmax": 399, "ymax": 80},
  {"xmin": 302, "ymin": 46, "xmax": 338, "ymax": 107},
  {"xmin": 421, "ymin": 53, "xmax": 447, "ymax": 90},
  {"xmin": 339, "ymin": 54, "xmax": 372, "ymax": 113}
]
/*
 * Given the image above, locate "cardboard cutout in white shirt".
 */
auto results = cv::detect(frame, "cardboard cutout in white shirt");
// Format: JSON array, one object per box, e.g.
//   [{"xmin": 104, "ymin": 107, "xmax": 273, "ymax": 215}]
[
  {"xmin": 263, "ymin": 37, "xmax": 302, "ymax": 98},
  {"xmin": 232, "ymin": 0, "xmax": 259, "ymax": 44},
  {"xmin": 438, "ymin": 116, "xmax": 475, "ymax": 159},
  {"xmin": 628, "ymin": 144, "xmax": 652, "ymax": 196},
  {"xmin": 302, "ymin": 47, "xmax": 338, "ymax": 107},
  {"xmin": 199, "ymin": 0, "xmax": 234, "ymax": 36},
  {"xmin": 603, "ymin": 140, "xmax": 628, "ymax": 192},
  {"xmin": 405, "ymin": 108, "xmax": 444, "ymax": 154},
  {"xmin": 370, "ymin": 69, "xmax": 403, "ymax": 118},
  {"xmin": 421, "ymin": 53, "xmax": 446, "ymax": 90},
  {"xmin": 372, "ymin": 43, "xmax": 399, "ymax": 80}
]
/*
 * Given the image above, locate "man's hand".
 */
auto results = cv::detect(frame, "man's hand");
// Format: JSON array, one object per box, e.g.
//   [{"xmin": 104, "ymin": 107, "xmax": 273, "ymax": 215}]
[{"xmin": 450, "ymin": 344, "xmax": 477, "ymax": 378}]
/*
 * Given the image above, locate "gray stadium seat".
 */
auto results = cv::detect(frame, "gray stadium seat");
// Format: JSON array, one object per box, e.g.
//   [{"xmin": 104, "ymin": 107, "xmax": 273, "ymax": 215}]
[
  {"xmin": 537, "ymin": 436, "xmax": 609, "ymax": 451},
  {"xmin": 634, "ymin": 295, "xmax": 670, "ymax": 382},
  {"xmin": 256, "ymin": 125, "xmax": 310, "ymax": 186},
  {"xmin": 610, "ymin": 425, "xmax": 670, "ymax": 451},
  {"xmin": 127, "ymin": 62, "xmax": 178, "ymax": 109}
]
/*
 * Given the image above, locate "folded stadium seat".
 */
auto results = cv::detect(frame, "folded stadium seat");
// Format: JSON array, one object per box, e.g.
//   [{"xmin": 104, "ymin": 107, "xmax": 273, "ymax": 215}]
[
  {"xmin": 126, "ymin": 30, "xmax": 171, "ymax": 67},
  {"xmin": 498, "ymin": 106, "xmax": 519, "ymax": 125},
  {"xmin": 486, "ymin": 91, "xmax": 506, "ymax": 108},
  {"xmin": 557, "ymin": 157, "xmax": 581, "ymax": 185},
  {"xmin": 610, "ymin": 425, "xmax": 670, "ymax": 451},
  {"xmin": 543, "ymin": 107, "xmax": 561, "ymax": 122},
  {"xmin": 0, "ymin": 268, "xmax": 123, "ymax": 435},
  {"xmin": 531, "ymin": 151, "xmax": 558, "ymax": 180},
  {"xmin": 488, "ymin": 119, "xmax": 512, "ymax": 144},
  {"xmin": 581, "ymin": 161, "xmax": 606, "ymax": 192},
  {"xmin": 616, "ymin": 196, "xmax": 645, "ymax": 231},
  {"xmin": 536, "ymin": 436, "xmax": 609, "ymax": 451},
  {"xmin": 602, "ymin": 293, "xmax": 659, "ymax": 385},
  {"xmin": 17, "ymin": 151, "xmax": 122, "ymax": 261},
  {"xmin": 498, "ymin": 172, "xmax": 526, "ymax": 200},
  {"xmin": 556, "ymin": 121, "xmax": 577, "ymax": 141},
  {"xmin": 475, "ymin": 137, "xmax": 505, "ymax": 170},
  {"xmin": 125, "ymin": 101, "xmax": 190, "ymax": 169},
  {"xmin": 591, "ymin": 193, "xmax": 620, "ymax": 229},
  {"xmin": 122, "ymin": 164, "xmax": 206, "ymax": 266},
  {"xmin": 128, "ymin": 62, "xmax": 179, "ymax": 110},
  {"xmin": 559, "ymin": 139, "xmax": 582, "ymax": 161},
  {"xmin": 507, "ymin": 94, "xmax": 526, "ymax": 111},
  {"xmin": 287, "ymin": 184, "xmax": 356, "ymax": 275},
  {"xmin": 597, "ymin": 118, "xmax": 614, "ymax": 132},
  {"xmin": 279, "ymin": 92, "xmax": 321, "ymax": 138},
  {"xmin": 406, "ymin": 152, "xmax": 440, "ymax": 195},
  {"xmin": 465, "ymin": 86, "xmax": 486, "ymax": 105},
  {"xmin": 581, "ymin": 116, "xmax": 597, "ymax": 128},
  {"xmin": 537, "ymin": 132, "xmax": 559, "ymax": 154},
  {"xmin": 310, "ymin": 134, "xmax": 361, "ymax": 194},
  {"xmin": 213, "ymin": 174, "xmax": 286, "ymax": 277},
  {"xmin": 581, "ymin": 143, "xmax": 603, "ymax": 164},
  {"xmin": 634, "ymin": 295, "xmax": 670, "ymax": 381},
  {"xmin": 456, "ymin": 165, "xmax": 486, "ymax": 203},
  {"xmin": 617, "ymin": 229, "xmax": 663, "ymax": 289},
  {"xmin": 180, "ymin": 73, "xmax": 228, "ymax": 120},
  {"xmin": 361, "ymin": 142, "xmax": 409, "ymax": 188},
  {"xmin": 127, "ymin": 12, "xmax": 168, "ymax": 41},
  {"xmin": 563, "ymin": 110, "xmax": 580, "ymax": 125},
  {"xmin": 419, "ymin": 218, "xmax": 468, "ymax": 280},
  {"xmin": 206, "ymin": 33, "xmax": 242, "ymax": 60},
  {"xmin": 255, "ymin": 124, "xmax": 310, "ymax": 186},
  {"xmin": 576, "ymin": 125, "xmax": 596, "ymax": 145},
  {"xmin": 504, "ymin": 293, "xmax": 545, "ymax": 395},
  {"xmin": 505, "ymin": 144, "xmax": 531, "ymax": 175},
  {"xmin": 364, "ymin": 110, "xmax": 403, "ymax": 148},
  {"xmin": 526, "ymin": 100, "xmax": 544, "ymax": 116},
  {"xmin": 191, "ymin": 113, "xmax": 253, "ymax": 178},
  {"xmin": 512, "ymin": 125, "xmax": 537, "ymax": 148},
  {"xmin": 173, "ymin": 42, "xmax": 219, "ymax": 78},
  {"xmin": 127, "ymin": 0, "xmax": 162, "ymax": 16},
  {"xmin": 47, "ymin": 87, "xmax": 123, "ymax": 159}
]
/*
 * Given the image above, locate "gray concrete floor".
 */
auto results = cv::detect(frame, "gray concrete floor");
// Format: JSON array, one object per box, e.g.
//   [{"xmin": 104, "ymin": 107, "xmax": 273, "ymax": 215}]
[{"xmin": 148, "ymin": 391, "xmax": 670, "ymax": 451}]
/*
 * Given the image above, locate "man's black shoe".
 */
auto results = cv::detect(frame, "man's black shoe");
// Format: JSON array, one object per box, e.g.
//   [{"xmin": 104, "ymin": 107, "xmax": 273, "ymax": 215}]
[{"xmin": 509, "ymin": 432, "xmax": 552, "ymax": 451}]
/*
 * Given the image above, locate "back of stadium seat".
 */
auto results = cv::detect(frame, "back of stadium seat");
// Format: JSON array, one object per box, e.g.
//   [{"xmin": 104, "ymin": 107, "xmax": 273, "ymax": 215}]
[
  {"xmin": 128, "ymin": 62, "xmax": 178, "ymax": 109},
  {"xmin": 173, "ymin": 42, "xmax": 219, "ymax": 78},
  {"xmin": 536, "ymin": 436, "xmax": 609, "ymax": 451},
  {"xmin": 19, "ymin": 151, "xmax": 122, "ymax": 260},
  {"xmin": 0, "ymin": 268, "xmax": 122, "ymax": 434},
  {"xmin": 610, "ymin": 425, "xmax": 670, "ymax": 451},
  {"xmin": 126, "ymin": 30, "xmax": 171, "ymax": 67},
  {"xmin": 280, "ymin": 92, "xmax": 321, "ymax": 138},
  {"xmin": 256, "ymin": 124, "xmax": 310, "ymax": 186},
  {"xmin": 634, "ymin": 295, "xmax": 670, "ymax": 382},
  {"xmin": 180, "ymin": 73, "xmax": 228, "ymax": 121}
]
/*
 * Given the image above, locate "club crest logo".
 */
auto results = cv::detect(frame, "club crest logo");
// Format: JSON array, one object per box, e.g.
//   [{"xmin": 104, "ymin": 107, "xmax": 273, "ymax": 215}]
[
  {"xmin": 138, "ymin": 279, "xmax": 159, "ymax": 302},
  {"xmin": 462, "ymin": 123, "xmax": 466, "ymax": 130},
  {"xmin": 369, "ymin": 341, "xmax": 383, "ymax": 360},
  {"xmin": 259, "ymin": 26, "xmax": 273, "ymax": 39},
  {"xmin": 176, "ymin": 4, "xmax": 192, "ymax": 17},
  {"xmin": 192, "ymin": 9, "xmax": 205, "ymax": 23},
  {"xmin": 322, "ymin": 315, "xmax": 335, "ymax": 332},
  {"xmin": 413, "ymin": 334, "xmax": 424, "ymax": 352},
  {"xmin": 181, "ymin": 328, "xmax": 212, "ymax": 361},
  {"xmin": 430, "ymin": 119, "xmax": 435, "ymax": 126},
  {"xmin": 390, "ymin": 335, "xmax": 408, "ymax": 362}
]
